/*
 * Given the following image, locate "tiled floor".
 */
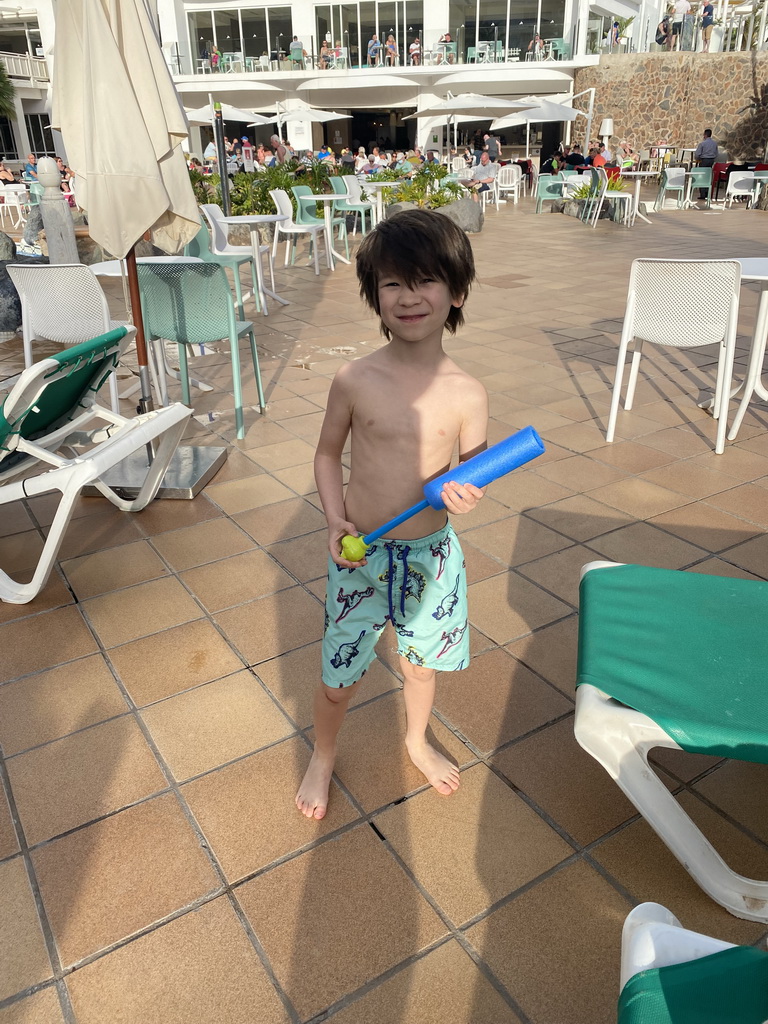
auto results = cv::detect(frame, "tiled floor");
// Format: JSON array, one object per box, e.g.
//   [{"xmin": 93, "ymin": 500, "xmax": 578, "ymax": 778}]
[{"xmin": 2, "ymin": 191, "xmax": 768, "ymax": 1024}]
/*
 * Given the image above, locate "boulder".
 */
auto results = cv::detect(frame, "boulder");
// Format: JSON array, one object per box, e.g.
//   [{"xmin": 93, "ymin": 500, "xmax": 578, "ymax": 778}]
[
  {"xmin": 434, "ymin": 196, "xmax": 484, "ymax": 233},
  {"xmin": 0, "ymin": 232, "xmax": 15, "ymax": 261},
  {"xmin": 384, "ymin": 201, "xmax": 418, "ymax": 218}
]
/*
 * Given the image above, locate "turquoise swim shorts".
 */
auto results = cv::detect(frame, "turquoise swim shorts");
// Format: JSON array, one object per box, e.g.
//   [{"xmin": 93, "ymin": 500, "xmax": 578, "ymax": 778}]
[{"xmin": 322, "ymin": 522, "xmax": 469, "ymax": 688}]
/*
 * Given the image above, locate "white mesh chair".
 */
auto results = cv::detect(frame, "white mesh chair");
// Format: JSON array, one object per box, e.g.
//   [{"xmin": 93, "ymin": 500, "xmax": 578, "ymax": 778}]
[
  {"xmin": 605, "ymin": 258, "xmax": 741, "ymax": 454},
  {"xmin": 269, "ymin": 188, "xmax": 323, "ymax": 275},
  {"xmin": 496, "ymin": 163, "xmax": 522, "ymax": 204},
  {"xmin": 0, "ymin": 327, "xmax": 190, "ymax": 604},
  {"xmin": 7, "ymin": 263, "xmax": 131, "ymax": 413},
  {"xmin": 200, "ymin": 203, "xmax": 275, "ymax": 315},
  {"xmin": 590, "ymin": 167, "xmax": 633, "ymax": 227},
  {"xmin": 724, "ymin": 170, "xmax": 756, "ymax": 208}
]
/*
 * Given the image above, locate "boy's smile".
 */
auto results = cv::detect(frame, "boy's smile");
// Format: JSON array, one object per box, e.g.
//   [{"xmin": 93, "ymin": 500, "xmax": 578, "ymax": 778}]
[{"xmin": 377, "ymin": 275, "xmax": 463, "ymax": 343}]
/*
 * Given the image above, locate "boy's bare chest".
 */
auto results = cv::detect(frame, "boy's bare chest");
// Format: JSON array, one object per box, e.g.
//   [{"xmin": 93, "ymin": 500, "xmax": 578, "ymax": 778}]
[{"xmin": 353, "ymin": 377, "xmax": 462, "ymax": 448}]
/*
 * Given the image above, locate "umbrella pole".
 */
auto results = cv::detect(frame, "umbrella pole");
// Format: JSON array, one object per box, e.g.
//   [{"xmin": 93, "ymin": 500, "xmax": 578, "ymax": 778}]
[
  {"xmin": 213, "ymin": 103, "xmax": 231, "ymax": 216},
  {"xmin": 125, "ymin": 247, "xmax": 154, "ymax": 414}
]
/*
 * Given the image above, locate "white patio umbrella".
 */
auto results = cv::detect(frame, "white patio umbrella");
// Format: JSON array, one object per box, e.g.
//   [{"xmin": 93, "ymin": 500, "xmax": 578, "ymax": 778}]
[
  {"xmin": 52, "ymin": 0, "xmax": 200, "ymax": 408},
  {"xmin": 185, "ymin": 103, "xmax": 274, "ymax": 127},
  {"xmin": 259, "ymin": 103, "xmax": 352, "ymax": 135},
  {"xmin": 490, "ymin": 97, "xmax": 581, "ymax": 159},
  {"xmin": 404, "ymin": 93, "xmax": 536, "ymax": 150}
]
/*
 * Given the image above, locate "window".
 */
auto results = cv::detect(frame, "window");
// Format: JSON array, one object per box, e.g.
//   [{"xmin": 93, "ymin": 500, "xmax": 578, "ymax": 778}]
[
  {"xmin": 25, "ymin": 114, "xmax": 54, "ymax": 156},
  {"xmin": 0, "ymin": 118, "xmax": 17, "ymax": 160}
]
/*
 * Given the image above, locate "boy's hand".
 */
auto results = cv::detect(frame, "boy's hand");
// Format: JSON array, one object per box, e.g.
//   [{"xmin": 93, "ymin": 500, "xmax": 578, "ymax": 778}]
[
  {"xmin": 441, "ymin": 481, "xmax": 485, "ymax": 515},
  {"xmin": 328, "ymin": 520, "xmax": 367, "ymax": 568}
]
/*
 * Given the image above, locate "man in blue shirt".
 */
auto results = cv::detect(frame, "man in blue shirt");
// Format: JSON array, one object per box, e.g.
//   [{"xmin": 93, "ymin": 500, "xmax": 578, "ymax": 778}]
[
  {"xmin": 23, "ymin": 153, "xmax": 38, "ymax": 180},
  {"xmin": 367, "ymin": 34, "xmax": 381, "ymax": 65},
  {"xmin": 700, "ymin": 0, "xmax": 714, "ymax": 49}
]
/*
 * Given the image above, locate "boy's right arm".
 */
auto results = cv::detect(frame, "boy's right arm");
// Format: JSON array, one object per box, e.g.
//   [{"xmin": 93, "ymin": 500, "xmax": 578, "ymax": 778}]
[{"xmin": 314, "ymin": 370, "xmax": 366, "ymax": 568}]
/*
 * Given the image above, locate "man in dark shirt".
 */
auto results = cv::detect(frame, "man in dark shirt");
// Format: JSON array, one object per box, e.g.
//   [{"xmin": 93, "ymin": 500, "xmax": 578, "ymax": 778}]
[
  {"xmin": 700, "ymin": 0, "xmax": 714, "ymax": 49},
  {"xmin": 565, "ymin": 145, "xmax": 585, "ymax": 167}
]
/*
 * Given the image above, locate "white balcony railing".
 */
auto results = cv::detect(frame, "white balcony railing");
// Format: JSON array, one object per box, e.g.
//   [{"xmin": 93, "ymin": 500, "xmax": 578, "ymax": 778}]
[{"xmin": 0, "ymin": 51, "xmax": 49, "ymax": 82}]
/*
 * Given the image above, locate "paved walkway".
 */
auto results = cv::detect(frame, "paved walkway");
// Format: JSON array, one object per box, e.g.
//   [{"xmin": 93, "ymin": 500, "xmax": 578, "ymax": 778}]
[{"xmin": 1, "ymin": 193, "xmax": 767, "ymax": 1024}]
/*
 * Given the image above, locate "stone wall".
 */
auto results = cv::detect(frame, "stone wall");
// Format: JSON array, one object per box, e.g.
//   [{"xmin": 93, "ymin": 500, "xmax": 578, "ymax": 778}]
[{"xmin": 573, "ymin": 52, "xmax": 768, "ymax": 158}]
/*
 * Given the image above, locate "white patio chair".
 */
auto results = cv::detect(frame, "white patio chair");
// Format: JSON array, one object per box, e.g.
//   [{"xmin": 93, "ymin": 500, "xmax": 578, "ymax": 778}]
[
  {"xmin": 0, "ymin": 326, "xmax": 190, "ymax": 604},
  {"xmin": 0, "ymin": 186, "xmax": 29, "ymax": 229},
  {"xmin": 268, "ymin": 188, "xmax": 323, "ymax": 275},
  {"xmin": 496, "ymin": 163, "xmax": 522, "ymax": 204},
  {"xmin": 575, "ymin": 560, "xmax": 768, "ymax": 923},
  {"xmin": 619, "ymin": 903, "xmax": 768, "ymax": 1023},
  {"xmin": 7, "ymin": 262, "xmax": 133, "ymax": 413},
  {"xmin": 724, "ymin": 170, "xmax": 756, "ymax": 208},
  {"xmin": 200, "ymin": 202, "xmax": 275, "ymax": 313},
  {"xmin": 450, "ymin": 156, "xmax": 466, "ymax": 173},
  {"xmin": 480, "ymin": 175, "xmax": 500, "ymax": 212},
  {"xmin": 605, "ymin": 258, "xmax": 741, "ymax": 455},
  {"xmin": 590, "ymin": 167, "xmax": 633, "ymax": 227}
]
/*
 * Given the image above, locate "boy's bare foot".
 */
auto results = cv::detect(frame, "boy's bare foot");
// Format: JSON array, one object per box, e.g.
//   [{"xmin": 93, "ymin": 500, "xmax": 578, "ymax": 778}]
[
  {"xmin": 406, "ymin": 739, "xmax": 460, "ymax": 795},
  {"xmin": 296, "ymin": 746, "xmax": 336, "ymax": 820}
]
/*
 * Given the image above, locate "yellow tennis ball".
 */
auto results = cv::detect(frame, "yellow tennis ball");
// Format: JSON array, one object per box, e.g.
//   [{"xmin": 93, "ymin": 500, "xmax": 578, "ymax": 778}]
[{"xmin": 341, "ymin": 535, "xmax": 367, "ymax": 561}]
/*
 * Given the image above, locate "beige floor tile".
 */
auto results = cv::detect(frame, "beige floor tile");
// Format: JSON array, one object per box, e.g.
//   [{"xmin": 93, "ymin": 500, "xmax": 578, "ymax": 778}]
[
  {"xmin": 539, "ymin": 420, "xmax": 611, "ymax": 454},
  {"xmin": 109, "ymin": 618, "xmax": 244, "ymax": 706},
  {"xmin": 0, "ymin": 655, "xmax": 126, "ymax": 756},
  {"xmin": 587, "ymin": 477, "xmax": 691, "ymax": 520},
  {"xmin": 255, "ymin": 642, "xmax": 398, "ymax": 728},
  {"xmin": 592, "ymin": 440, "xmax": 676, "ymax": 473},
  {"xmin": 8, "ymin": 715, "xmax": 166, "ymax": 845},
  {"xmin": 705, "ymin": 482, "xmax": 768, "ymax": 527},
  {"xmin": 46, "ymin": 510, "xmax": 145, "ymax": 562},
  {"xmin": 0, "ymin": 857, "xmax": 52, "ymax": 1000},
  {"xmin": 0, "ymin": 530, "xmax": 44, "ymax": 574},
  {"xmin": 0, "ymin": 606, "xmax": 98, "ymax": 685},
  {"xmin": 329, "ymin": 940, "xmax": 521, "ymax": 1024},
  {"xmin": 535, "ymin": 453, "xmax": 624, "ymax": 491},
  {"xmin": 587, "ymin": 520, "xmax": 709, "ymax": 569},
  {"xmin": 639, "ymin": 460, "xmax": 739, "ymax": 499},
  {"xmin": 516, "ymin": 542, "xmax": 604, "ymax": 606},
  {"xmin": 526, "ymin": 493, "xmax": 634, "ymax": 542},
  {"xmin": 649, "ymin": 502, "xmax": 761, "ymax": 552},
  {"xmin": 486, "ymin": 469, "xmax": 573, "ymax": 513},
  {"xmin": 466, "ymin": 861, "xmax": 628, "ymax": 1024},
  {"xmin": 33, "ymin": 793, "xmax": 219, "ymax": 966},
  {"xmin": 64, "ymin": 897, "xmax": 288, "ymax": 1024},
  {"xmin": 693, "ymin": 760, "xmax": 768, "ymax": 843},
  {"xmin": 150, "ymin": 518, "xmax": 254, "ymax": 572},
  {"xmin": 272, "ymin": 461, "xmax": 318, "ymax": 495},
  {"xmin": 82, "ymin": 577, "xmax": 202, "ymax": 648},
  {"xmin": 449, "ymin": 495, "xmax": 511, "ymax": 535},
  {"xmin": 247, "ymin": 437, "xmax": 316, "ymax": 472},
  {"xmin": 234, "ymin": 496, "xmax": 327, "ymax": 545},
  {"xmin": 0, "ymin": 785, "xmax": 18, "ymax": 860},
  {"xmin": 214, "ymin": 586, "xmax": 323, "ymax": 664},
  {"xmin": 25, "ymin": 493, "xmax": 114, "ymax": 530},
  {"xmin": 0, "ymin": 987, "xmax": 65, "ymax": 1024},
  {"xmin": 201, "ymin": 473, "xmax": 293, "ymax": 516},
  {"xmin": 132, "ymin": 493, "xmax": 223, "ymax": 537},
  {"xmin": 460, "ymin": 538, "xmax": 507, "ymax": 585},
  {"xmin": 462, "ymin": 514, "xmax": 571, "ymax": 568},
  {"xmin": 505, "ymin": 615, "xmax": 579, "ymax": 694},
  {"xmin": 493, "ymin": 717, "xmax": 637, "ymax": 845},
  {"xmin": 61, "ymin": 540, "xmax": 169, "ymax": 600},
  {"xmin": 693, "ymin": 445, "xmax": 768, "ymax": 482},
  {"xmin": 435, "ymin": 647, "xmax": 571, "ymax": 754},
  {"xmin": 468, "ymin": 571, "xmax": 571, "ymax": 646},
  {"xmin": 0, "ymin": 572, "xmax": 74, "ymax": 626},
  {"xmin": 182, "ymin": 736, "xmax": 359, "ymax": 881},
  {"xmin": 265, "ymin": 531, "xmax": 328, "ymax": 583},
  {"xmin": 591, "ymin": 794, "xmax": 767, "ymax": 945},
  {"xmin": 0, "ymin": 502, "xmax": 36, "ymax": 539},
  {"xmin": 685, "ymin": 556, "xmax": 764, "ymax": 581},
  {"xmin": 181, "ymin": 548, "xmax": 296, "ymax": 612},
  {"xmin": 236, "ymin": 825, "xmax": 447, "ymax": 1020},
  {"xmin": 640, "ymin": 425, "xmax": 719, "ymax": 458},
  {"xmin": 721, "ymin": 532, "xmax": 768, "ymax": 578},
  {"xmin": 142, "ymin": 670, "xmax": 294, "ymax": 780},
  {"xmin": 375, "ymin": 763, "xmax": 571, "ymax": 926},
  {"xmin": 332, "ymin": 692, "xmax": 472, "ymax": 812}
]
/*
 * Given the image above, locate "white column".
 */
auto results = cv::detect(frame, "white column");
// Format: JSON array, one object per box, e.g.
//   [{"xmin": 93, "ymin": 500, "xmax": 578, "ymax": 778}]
[{"xmin": 12, "ymin": 95, "xmax": 31, "ymax": 161}]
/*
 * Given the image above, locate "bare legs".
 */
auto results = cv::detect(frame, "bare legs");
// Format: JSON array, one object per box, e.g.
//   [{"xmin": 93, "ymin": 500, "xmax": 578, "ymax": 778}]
[{"xmin": 296, "ymin": 658, "xmax": 459, "ymax": 818}]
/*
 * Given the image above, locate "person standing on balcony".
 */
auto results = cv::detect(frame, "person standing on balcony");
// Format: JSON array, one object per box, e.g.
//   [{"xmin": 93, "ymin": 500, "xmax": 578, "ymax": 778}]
[
  {"xmin": 671, "ymin": 0, "xmax": 691, "ymax": 48},
  {"xmin": 700, "ymin": 0, "xmax": 714, "ymax": 49}
]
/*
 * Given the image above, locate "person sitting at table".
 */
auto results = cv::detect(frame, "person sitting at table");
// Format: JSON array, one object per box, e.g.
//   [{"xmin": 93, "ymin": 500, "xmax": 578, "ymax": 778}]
[
  {"xmin": 409, "ymin": 37, "xmax": 421, "ymax": 65},
  {"xmin": 354, "ymin": 146, "xmax": 368, "ymax": 172},
  {"xmin": 591, "ymin": 145, "xmax": 608, "ymax": 168},
  {"xmin": 319, "ymin": 39, "xmax": 331, "ymax": 69},
  {"xmin": 340, "ymin": 148, "xmax": 356, "ymax": 168},
  {"xmin": 361, "ymin": 155, "xmax": 379, "ymax": 174},
  {"xmin": 289, "ymin": 36, "xmax": 307, "ymax": 67},
  {"xmin": 618, "ymin": 141, "xmax": 639, "ymax": 169},
  {"xmin": 539, "ymin": 152, "xmax": 561, "ymax": 174},
  {"xmin": 527, "ymin": 33, "xmax": 544, "ymax": 58},
  {"xmin": 270, "ymin": 134, "xmax": 288, "ymax": 164},
  {"xmin": 384, "ymin": 34, "xmax": 399, "ymax": 65},
  {"xmin": 459, "ymin": 151, "xmax": 498, "ymax": 201},
  {"xmin": 438, "ymin": 31, "xmax": 455, "ymax": 62},
  {"xmin": 462, "ymin": 146, "xmax": 474, "ymax": 167},
  {"xmin": 367, "ymin": 34, "xmax": 381, "ymax": 65},
  {"xmin": 564, "ymin": 144, "xmax": 585, "ymax": 168}
]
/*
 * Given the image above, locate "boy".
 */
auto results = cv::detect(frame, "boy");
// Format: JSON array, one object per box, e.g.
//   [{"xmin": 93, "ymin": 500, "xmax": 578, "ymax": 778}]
[{"xmin": 296, "ymin": 210, "xmax": 488, "ymax": 820}]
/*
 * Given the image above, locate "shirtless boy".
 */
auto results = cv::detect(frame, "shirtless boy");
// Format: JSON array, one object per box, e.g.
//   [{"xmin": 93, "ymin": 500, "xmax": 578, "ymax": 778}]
[{"xmin": 296, "ymin": 209, "xmax": 488, "ymax": 820}]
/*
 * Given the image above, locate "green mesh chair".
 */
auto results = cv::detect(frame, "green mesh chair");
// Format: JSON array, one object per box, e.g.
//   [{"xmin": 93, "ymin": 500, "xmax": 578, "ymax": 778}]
[
  {"xmin": 0, "ymin": 326, "xmax": 190, "ymax": 604},
  {"xmin": 685, "ymin": 166, "xmax": 713, "ymax": 208},
  {"xmin": 654, "ymin": 167, "xmax": 686, "ymax": 211},
  {"xmin": 332, "ymin": 174, "xmax": 373, "ymax": 235},
  {"xmin": 137, "ymin": 262, "xmax": 265, "ymax": 440},
  {"xmin": 619, "ymin": 903, "xmax": 768, "ymax": 1023},
  {"xmin": 535, "ymin": 173, "xmax": 564, "ymax": 214},
  {"xmin": 184, "ymin": 219, "xmax": 260, "ymax": 318},
  {"xmin": 291, "ymin": 184, "xmax": 349, "ymax": 259},
  {"xmin": 575, "ymin": 561, "xmax": 768, "ymax": 923}
]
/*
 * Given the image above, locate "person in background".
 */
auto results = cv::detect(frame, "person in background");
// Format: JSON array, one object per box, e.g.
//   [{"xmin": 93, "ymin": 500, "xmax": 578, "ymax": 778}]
[
  {"xmin": 22, "ymin": 153, "xmax": 38, "ymax": 180},
  {"xmin": 367, "ymin": 33, "xmax": 381, "ymax": 65},
  {"xmin": 694, "ymin": 127, "xmax": 718, "ymax": 197},
  {"xmin": 700, "ymin": 0, "xmax": 714, "ymax": 49},
  {"xmin": 0, "ymin": 161, "xmax": 16, "ymax": 183},
  {"xmin": 438, "ymin": 31, "xmax": 455, "ymax": 62},
  {"xmin": 564, "ymin": 144, "xmax": 585, "ymax": 167},
  {"xmin": 270, "ymin": 134, "xmax": 288, "ymax": 164},
  {"xmin": 409, "ymin": 36, "xmax": 421, "ymax": 64},
  {"xmin": 319, "ymin": 39, "xmax": 331, "ymax": 69},
  {"xmin": 385, "ymin": 34, "xmax": 399, "ymax": 65},
  {"xmin": 340, "ymin": 148, "xmax": 356, "ymax": 168},
  {"xmin": 354, "ymin": 146, "xmax": 368, "ymax": 172},
  {"xmin": 484, "ymin": 133, "xmax": 501, "ymax": 161},
  {"xmin": 539, "ymin": 151, "xmax": 560, "ymax": 174},
  {"xmin": 671, "ymin": 0, "xmax": 691, "ymax": 48},
  {"xmin": 527, "ymin": 33, "xmax": 544, "ymax": 58}
]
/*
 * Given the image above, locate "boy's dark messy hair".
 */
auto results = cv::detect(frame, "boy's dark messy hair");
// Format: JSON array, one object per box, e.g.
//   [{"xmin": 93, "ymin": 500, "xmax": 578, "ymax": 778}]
[{"xmin": 356, "ymin": 208, "xmax": 476, "ymax": 339}]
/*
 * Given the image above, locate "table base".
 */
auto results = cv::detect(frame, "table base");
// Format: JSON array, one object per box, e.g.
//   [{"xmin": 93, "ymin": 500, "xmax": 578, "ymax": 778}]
[{"xmin": 83, "ymin": 445, "xmax": 228, "ymax": 500}]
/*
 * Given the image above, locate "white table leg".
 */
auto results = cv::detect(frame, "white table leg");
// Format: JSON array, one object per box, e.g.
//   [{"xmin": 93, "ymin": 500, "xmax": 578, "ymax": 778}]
[
  {"xmin": 633, "ymin": 178, "xmax": 653, "ymax": 224},
  {"xmin": 323, "ymin": 202, "xmax": 351, "ymax": 267},
  {"xmin": 249, "ymin": 226, "xmax": 289, "ymax": 309},
  {"xmin": 728, "ymin": 284, "xmax": 768, "ymax": 439}
]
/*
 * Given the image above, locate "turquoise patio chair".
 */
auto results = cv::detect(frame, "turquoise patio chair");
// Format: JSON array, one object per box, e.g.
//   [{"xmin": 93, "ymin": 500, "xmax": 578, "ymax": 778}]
[
  {"xmin": 185, "ymin": 219, "xmax": 261, "ymax": 318},
  {"xmin": 686, "ymin": 166, "xmax": 712, "ymax": 207},
  {"xmin": 654, "ymin": 167, "xmax": 685, "ymax": 211},
  {"xmin": 329, "ymin": 175, "xmax": 371, "ymax": 235},
  {"xmin": 575, "ymin": 561, "xmax": 768, "ymax": 923},
  {"xmin": 534, "ymin": 173, "xmax": 564, "ymax": 214},
  {"xmin": 0, "ymin": 326, "xmax": 190, "ymax": 604},
  {"xmin": 137, "ymin": 262, "xmax": 265, "ymax": 440}
]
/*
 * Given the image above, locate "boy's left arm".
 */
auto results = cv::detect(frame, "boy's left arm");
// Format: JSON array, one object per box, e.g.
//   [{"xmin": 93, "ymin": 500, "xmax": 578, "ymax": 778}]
[{"xmin": 442, "ymin": 380, "xmax": 489, "ymax": 516}]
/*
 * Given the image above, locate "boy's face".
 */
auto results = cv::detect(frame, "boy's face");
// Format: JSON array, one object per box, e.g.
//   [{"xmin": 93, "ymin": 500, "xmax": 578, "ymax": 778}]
[{"xmin": 377, "ymin": 272, "xmax": 462, "ymax": 344}]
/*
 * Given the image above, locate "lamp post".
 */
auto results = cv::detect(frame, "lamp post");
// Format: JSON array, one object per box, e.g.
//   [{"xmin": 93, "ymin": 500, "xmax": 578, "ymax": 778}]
[
  {"xmin": 344, "ymin": 28, "xmax": 350, "ymax": 66},
  {"xmin": 492, "ymin": 22, "xmax": 498, "ymax": 60},
  {"xmin": 458, "ymin": 23, "xmax": 465, "ymax": 62},
  {"xmin": 598, "ymin": 116, "xmax": 614, "ymax": 155}
]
